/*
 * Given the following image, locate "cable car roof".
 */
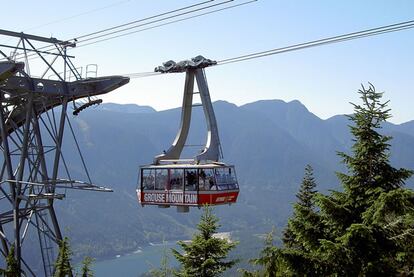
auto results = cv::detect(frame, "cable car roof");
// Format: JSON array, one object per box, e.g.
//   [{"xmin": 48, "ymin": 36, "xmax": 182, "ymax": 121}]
[{"xmin": 140, "ymin": 161, "xmax": 233, "ymax": 169}]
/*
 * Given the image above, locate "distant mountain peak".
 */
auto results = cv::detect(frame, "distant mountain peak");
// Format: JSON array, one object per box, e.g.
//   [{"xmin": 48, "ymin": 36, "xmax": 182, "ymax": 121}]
[
  {"xmin": 287, "ymin": 99, "xmax": 305, "ymax": 106},
  {"xmin": 97, "ymin": 103, "xmax": 156, "ymax": 114},
  {"xmin": 241, "ymin": 99, "xmax": 310, "ymax": 114},
  {"xmin": 213, "ymin": 100, "xmax": 238, "ymax": 109}
]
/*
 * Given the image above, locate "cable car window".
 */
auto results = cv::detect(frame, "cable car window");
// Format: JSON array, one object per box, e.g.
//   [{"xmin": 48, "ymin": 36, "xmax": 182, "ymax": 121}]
[
  {"xmin": 185, "ymin": 169, "xmax": 197, "ymax": 191},
  {"xmin": 155, "ymin": 169, "xmax": 168, "ymax": 190},
  {"xmin": 142, "ymin": 169, "xmax": 155, "ymax": 190},
  {"xmin": 198, "ymin": 169, "xmax": 208, "ymax": 191},
  {"xmin": 227, "ymin": 166, "xmax": 238, "ymax": 190},
  {"xmin": 204, "ymin": 169, "xmax": 216, "ymax": 190},
  {"xmin": 228, "ymin": 182, "xmax": 239, "ymax": 190},
  {"xmin": 170, "ymin": 169, "xmax": 183, "ymax": 190},
  {"xmin": 214, "ymin": 168, "xmax": 228, "ymax": 190}
]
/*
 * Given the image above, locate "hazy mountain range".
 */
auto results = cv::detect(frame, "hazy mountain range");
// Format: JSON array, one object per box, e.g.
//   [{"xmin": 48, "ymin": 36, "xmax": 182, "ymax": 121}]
[{"xmin": 50, "ymin": 99, "xmax": 414, "ymax": 261}]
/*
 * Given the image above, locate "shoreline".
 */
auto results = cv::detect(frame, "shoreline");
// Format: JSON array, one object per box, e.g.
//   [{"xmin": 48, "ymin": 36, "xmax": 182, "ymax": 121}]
[
  {"xmin": 91, "ymin": 231, "xmax": 234, "ymax": 265},
  {"xmin": 91, "ymin": 239, "xmax": 182, "ymax": 264}
]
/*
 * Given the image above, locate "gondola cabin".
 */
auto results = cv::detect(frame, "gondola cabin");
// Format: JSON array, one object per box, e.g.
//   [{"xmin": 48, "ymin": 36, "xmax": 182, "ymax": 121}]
[
  {"xmin": 137, "ymin": 162, "xmax": 239, "ymax": 212},
  {"xmin": 137, "ymin": 56, "xmax": 240, "ymax": 212}
]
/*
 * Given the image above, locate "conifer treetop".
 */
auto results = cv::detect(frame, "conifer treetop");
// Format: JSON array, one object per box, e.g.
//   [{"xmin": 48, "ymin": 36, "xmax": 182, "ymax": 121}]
[
  {"xmin": 172, "ymin": 206, "xmax": 238, "ymax": 277},
  {"xmin": 338, "ymin": 84, "xmax": 412, "ymax": 200}
]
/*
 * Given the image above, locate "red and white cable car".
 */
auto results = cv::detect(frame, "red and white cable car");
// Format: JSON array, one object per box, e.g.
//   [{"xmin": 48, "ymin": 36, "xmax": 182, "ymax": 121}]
[
  {"xmin": 136, "ymin": 56, "xmax": 239, "ymax": 212},
  {"xmin": 138, "ymin": 163, "xmax": 239, "ymax": 211}
]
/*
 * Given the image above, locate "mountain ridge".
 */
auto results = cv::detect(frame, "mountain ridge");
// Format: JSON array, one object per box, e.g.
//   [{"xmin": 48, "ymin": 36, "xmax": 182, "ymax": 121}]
[{"xmin": 48, "ymin": 98, "xmax": 414, "ymax": 263}]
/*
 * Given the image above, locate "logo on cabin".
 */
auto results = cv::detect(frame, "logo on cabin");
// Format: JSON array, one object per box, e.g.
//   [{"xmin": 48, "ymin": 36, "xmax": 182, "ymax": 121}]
[{"xmin": 143, "ymin": 192, "xmax": 198, "ymax": 204}]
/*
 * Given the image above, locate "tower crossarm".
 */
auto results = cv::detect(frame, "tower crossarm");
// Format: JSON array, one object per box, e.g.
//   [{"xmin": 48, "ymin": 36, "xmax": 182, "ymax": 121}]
[
  {"xmin": 3, "ymin": 75, "xmax": 129, "ymax": 97},
  {"xmin": 0, "ymin": 62, "xmax": 129, "ymax": 138},
  {"xmin": 0, "ymin": 61, "xmax": 24, "ymax": 82}
]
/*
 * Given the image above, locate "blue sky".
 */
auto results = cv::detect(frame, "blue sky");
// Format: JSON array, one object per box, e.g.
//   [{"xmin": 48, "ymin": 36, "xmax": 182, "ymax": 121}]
[{"xmin": 2, "ymin": 0, "xmax": 414, "ymax": 123}]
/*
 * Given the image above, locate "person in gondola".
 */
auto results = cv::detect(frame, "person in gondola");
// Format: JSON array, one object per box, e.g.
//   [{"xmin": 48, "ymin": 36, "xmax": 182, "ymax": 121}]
[
  {"xmin": 199, "ymin": 170, "xmax": 206, "ymax": 190},
  {"xmin": 209, "ymin": 178, "xmax": 217, "ymax": 190},
  {"xmin": 186, "ymin": 171, "xmax": 196, "ymax": 191},
  {"xmin": 147, "ymin": 174, "xmax": 155, "ymax": 190}
]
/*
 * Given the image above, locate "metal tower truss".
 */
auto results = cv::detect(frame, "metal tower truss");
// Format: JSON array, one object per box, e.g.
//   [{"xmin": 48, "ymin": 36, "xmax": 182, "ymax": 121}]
[{"xmin": 0, "ymin": 29, "xmax": 129, "ymax": 276}]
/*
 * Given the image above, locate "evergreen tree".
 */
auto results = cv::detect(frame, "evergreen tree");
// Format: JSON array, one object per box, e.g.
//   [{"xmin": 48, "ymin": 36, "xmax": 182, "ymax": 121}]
[
  {"xmin": 149, "ymin": 243, "xmax": 175, "ymax": 277},
  {"xmin": 54, "ymin": 237, "xmax": 73, "ymax": 277},
  {"xmin": 250, "ymin": 228, "xmax": 283, "ymax": 277},
  {"xmin": 172, "ymin": 206, "xmax": 238, "ymax": 277},
  {"xmin": 280, "ymin": 165, "xmax": 324, "ymax": 275},
  {"xmin": 271, "ymin": 84, "xmax": 414, "ymax": 276},
  {"xmin": 315, "ymin": 84, "xmax": 414, "ymax": 275},
  {"xmin": 283, "ymin": 165, "xmax": 321, "ymax": 251},
  {"xmin": 3, "ymin": 245, "xmax": 20, "ymax": 277},
  {"xmin": 80, "ymin": 256, "xmax": 94, "ymax": 277},
  {"xmin": 325, "ymin": 84, "xmax": 412, "ymax": 226}
]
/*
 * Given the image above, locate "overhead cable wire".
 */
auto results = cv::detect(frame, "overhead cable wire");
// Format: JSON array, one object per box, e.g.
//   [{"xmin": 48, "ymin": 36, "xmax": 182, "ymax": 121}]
[
  {"xmin": 10, "ymin": 1, "xmax": 217, "ymax": 55},
  {"xmin": 123, "ymin": 18, "xmax": 414, "ymax": 79},
  {"xmin": 75, "ymin": 0, "xmax": 236, "ymax": 45},
  {"xmin": 23, "ymin": 0, "xmax": 135, "ymax": 32},
  {"xmin": 76, "ymin": 0, "xmax": 257, "ymax": 49},
  {"xmin": 75, "ymin": 0, "xmax": 216, "ymax": 40},
  {"xmin": 3, "ymin": 0, "xmax": 216, "ymax": 61},
  {"xmin": 7, "ymin": 0, "xmax": 236, "ymax": 62},
  {"xmin": 123, "ymin": 71, "xmax": 162, "ymax": 78},
  {"xmin": 0, "ymin": 0, "xmax": 136, "ymax": 56},
  {"xmin": 65, "ymin": 114, "xmax": 92, "ymax": 184},
  {"xmin": 216, "ymin": 19, "xmax": 414, "ymax": 65},
  {"xmin": 11, "ymin": 0, "xmax": 255, "ymax": 63}
]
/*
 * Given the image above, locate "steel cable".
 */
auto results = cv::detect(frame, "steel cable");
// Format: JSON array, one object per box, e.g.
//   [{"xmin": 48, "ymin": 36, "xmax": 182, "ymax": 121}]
[{"xmin": 216, "ymin": 19, "xmax": 414, "ymax": 65}]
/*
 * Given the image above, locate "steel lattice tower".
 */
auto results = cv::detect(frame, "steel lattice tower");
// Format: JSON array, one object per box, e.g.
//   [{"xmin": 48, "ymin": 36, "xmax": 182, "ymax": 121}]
[{"xmin": 0, "ymin": 29, "xmax": 129, "ymax": 276}]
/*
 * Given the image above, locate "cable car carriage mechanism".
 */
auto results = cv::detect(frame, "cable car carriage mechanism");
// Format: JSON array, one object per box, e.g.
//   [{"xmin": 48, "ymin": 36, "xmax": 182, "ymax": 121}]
[{"xmin": 136, "ymin": 56, "xmax": 239, "ymax": 212}]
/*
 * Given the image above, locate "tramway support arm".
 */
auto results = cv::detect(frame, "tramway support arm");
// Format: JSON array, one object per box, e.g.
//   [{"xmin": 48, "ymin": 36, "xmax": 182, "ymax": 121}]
[
  {"xmin": 194, "ymin": 68, "xmax": 220, "ymax": 162},
  {"xmin": 154, "ymin": 71, "xmax": 195, "ymax": 164},
  {"xmin": 152, "ymin": 56, "xmax": 221, "ymax": 164}
]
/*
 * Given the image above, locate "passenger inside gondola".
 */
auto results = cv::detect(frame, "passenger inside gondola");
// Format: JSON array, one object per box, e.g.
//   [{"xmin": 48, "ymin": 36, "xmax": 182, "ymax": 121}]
[
  {"xmin": 209, "ymin": 178, "xmax": 216, "ymax": 190},
  {"xmin": 198, "ymin": 169, "xmax": 207, "ymax": 190},
  {"xmin": 185, "ymin": 169, "xmax": 197, "ymax": 191},
  {"xmin": 155, "ymin": 169, "xmax": 167, "ymax": 190},
  {"xmin": 142, "ymin": 169, "xmax": 155, "ymax": 190},
  {"xmin": 203, "ymin": 169, "xmax": 216, "ymax": 190},
  {"xmin": 140, "ymin": 166, "xmax": 238, "ymax": 192},
  {"xmin": 215, "ymin": 167, "xmax": 238, "ymax": 190},
  {"xmin": 170, "ymin": 169, "xmax": 183, "ymax": 190}
]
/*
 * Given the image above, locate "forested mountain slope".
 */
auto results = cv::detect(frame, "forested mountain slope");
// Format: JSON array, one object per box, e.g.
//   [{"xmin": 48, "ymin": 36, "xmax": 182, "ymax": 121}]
[{"xmin": 52, "ymin": 100, "xmax": 414, "ymax": 260}]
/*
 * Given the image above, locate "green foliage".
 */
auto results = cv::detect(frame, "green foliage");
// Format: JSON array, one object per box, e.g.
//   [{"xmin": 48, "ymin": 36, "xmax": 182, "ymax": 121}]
[
  {"xmin": 172, "ymin": 206, "xmax": 238, "ymax": 277},
  {"xmin": 250, "ymin": 228, "xmax": 284, "ymax": 277},
  {"xmin": 313, "ymin": 85, "xmax": 414, "ymax": 275},
  {"xmin": 283, "ymin": 165, "xmax": 322, "ymax": 252},
  {"xmin": 149, "ymin": 243, "xmax": 175, "ymax": 277},
  {"xmin": 332, "ymin": 85, "xmax": 412, "ymax": 222},
  {"xmin": 281, "ymin": 165, "xmax": 325, "ymax": 276},
  {"xmin": 252, "ymin": 84, "xmax": 414, "ymax": 276},
  {"xmin": 80, "ymin": 256, "xmax": 94, "ymax": 277},
  {"xmin": 2, "ymin": 245, "xmax": 20, "ymax": 277},
  {"xmin": 54, "ymin": 237, "xmax": 73, "ymax": 277}
]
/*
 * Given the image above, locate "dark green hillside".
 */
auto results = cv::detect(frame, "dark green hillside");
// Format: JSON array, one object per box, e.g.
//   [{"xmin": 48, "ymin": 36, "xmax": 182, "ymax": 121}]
[{"xmin": 50, "ymin": 100, "xmax": 414, "ymax": 261}]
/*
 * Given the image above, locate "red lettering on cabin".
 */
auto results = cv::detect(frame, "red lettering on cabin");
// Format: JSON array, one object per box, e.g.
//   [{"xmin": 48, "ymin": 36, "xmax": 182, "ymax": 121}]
[{"xmin": 138, "ymin": 191, "xmax": 239, "ymax": 206}]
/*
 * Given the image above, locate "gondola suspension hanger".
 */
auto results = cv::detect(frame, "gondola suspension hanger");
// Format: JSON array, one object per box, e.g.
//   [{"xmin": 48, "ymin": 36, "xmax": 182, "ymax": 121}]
[{"xmin": 154, "ymin": 56, "xmax": 221, "ymax": 164}]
